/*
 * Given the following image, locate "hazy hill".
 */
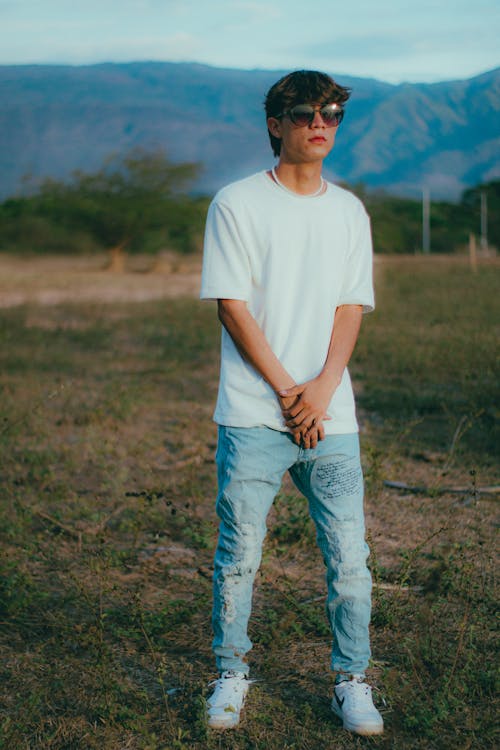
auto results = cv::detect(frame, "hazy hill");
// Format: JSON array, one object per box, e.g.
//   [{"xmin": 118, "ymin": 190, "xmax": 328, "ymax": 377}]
[{"xmin": 1, "ymin": 62, "xmax": 499, "ymax": 199}]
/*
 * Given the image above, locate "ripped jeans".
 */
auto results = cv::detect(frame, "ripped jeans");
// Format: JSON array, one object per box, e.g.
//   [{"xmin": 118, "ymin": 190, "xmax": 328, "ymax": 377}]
[{"xmin": 212, "ymin": 426, "xmax": 372, "ymax": 677}]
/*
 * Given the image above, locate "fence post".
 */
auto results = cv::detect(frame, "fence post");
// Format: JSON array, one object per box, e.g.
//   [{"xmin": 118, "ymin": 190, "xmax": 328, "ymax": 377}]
[{"xmin": 469, "ymin": 233, "xmax": 477, "ymax": 273}]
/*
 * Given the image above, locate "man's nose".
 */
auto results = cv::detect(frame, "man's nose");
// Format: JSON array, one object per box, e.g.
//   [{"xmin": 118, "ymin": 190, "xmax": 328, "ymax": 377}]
[{"xmin": 311, "ymin": 109, "xmax": 326, "ymax": 127}]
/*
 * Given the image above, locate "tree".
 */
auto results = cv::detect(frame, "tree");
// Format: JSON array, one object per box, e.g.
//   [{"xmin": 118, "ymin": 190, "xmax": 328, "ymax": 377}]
[{"xmin": 36, "ymin": 149, "xmax": 203, "ymax": 269}]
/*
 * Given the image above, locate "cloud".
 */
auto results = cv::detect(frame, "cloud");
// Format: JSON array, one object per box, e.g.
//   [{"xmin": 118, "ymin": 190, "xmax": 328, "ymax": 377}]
[
  {"xmin": 297, "ymin": 34, "xmax": 413, "ymax": 62},
  {"xmin": 232, "ymin": 1, "xmax": 282, "ymax": 22},
  {"xmin": 160, "ymin": 31, "xmax": 201, "ymax": 59},
  {"xmin": 0, "ymin": 0, "xmax": 498, "ymax": 83},
  {"xmin": 280, "ymin": 19, "xmax": 500, "ymax": 82},
  {"xmin": 11, "ymin": 31, "xmax": 203, "ymax": 66}
]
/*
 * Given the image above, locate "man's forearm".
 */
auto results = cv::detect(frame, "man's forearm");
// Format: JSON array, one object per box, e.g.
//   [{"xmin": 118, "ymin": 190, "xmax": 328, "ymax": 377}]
[
  {"xmin": 217, "ymin": 299, "xmax": 296, "ymax": 392},
  {"xmin": 320, "ymin": 304, "xmax": 363, "ymax": 391}
]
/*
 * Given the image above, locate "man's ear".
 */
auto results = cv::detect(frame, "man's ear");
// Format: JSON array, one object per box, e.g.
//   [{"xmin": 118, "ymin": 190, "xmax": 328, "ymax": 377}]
[{"xmin": 267, "ymin": 117, "xmax": 282, "ymax": 138}]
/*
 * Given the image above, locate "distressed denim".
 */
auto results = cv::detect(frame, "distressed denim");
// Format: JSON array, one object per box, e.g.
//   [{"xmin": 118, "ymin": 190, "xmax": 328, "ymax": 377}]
[{"xmin": 212, "ymin": 425, "xmax": 372, "ymax": 677}]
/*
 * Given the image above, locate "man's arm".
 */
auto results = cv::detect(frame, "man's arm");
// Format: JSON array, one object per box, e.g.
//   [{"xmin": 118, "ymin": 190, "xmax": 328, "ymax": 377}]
[
  {"xmin": 217, "ymin": 298, "xmax": 295, "ymax": 393},
  {"xmin": 279, "ymin": 304, "xmax": 363, "ymax": 447},
  {"xmin": 217, "ymin": 298, "xmax": 334, "ymax": 446},
  {"xmin": 217, "ymin": 299, "xmax": 307, "ymax": 431}
]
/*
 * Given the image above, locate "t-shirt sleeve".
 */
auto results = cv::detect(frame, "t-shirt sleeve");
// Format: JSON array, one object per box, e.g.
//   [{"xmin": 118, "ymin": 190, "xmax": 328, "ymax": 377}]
[
  {"xmin": 200, "ymin": 197, "xmax": 251, "ymax": 301},
  {"xmin": 338, "ymin": 204, "xmax": 375, "ymax": 313}
]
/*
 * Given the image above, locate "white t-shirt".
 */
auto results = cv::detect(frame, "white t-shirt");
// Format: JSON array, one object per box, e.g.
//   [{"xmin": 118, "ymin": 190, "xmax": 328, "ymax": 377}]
[{"xmin": 200, "ymin": 170, "xmax": 374, "ymax": 434}]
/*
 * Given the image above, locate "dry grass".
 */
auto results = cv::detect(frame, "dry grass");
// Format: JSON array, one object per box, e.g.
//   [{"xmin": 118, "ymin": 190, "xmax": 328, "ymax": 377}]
[{"xmin": 0, "ymin": 254, "xmax": 498, "ymax": 749}]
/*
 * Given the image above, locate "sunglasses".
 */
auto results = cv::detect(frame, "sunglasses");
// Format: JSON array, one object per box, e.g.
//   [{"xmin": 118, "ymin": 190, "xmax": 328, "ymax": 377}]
[{"xmin": 276, "ymin": 103, "xmax": 344, "ymax": 128}]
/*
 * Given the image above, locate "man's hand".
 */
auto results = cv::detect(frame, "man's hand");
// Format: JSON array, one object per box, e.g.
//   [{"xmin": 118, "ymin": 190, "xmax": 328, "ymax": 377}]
[
  {"xmin": 277, "ymin": 391, "xmax": 306, "ymax": 446},
  {"xmin": 295, "ymin": 420, "xmax": 326, "ymax": 449},
  {"xmin": 279, "ymin": 376, "xmax": 335, "ymax": 432},
  {"xmin": 277, "ymin": 380, "xmax": 331, "ymax": 449},
  {"xmin": 277, "ymin": 391, "xmax": 298, "ymax": 415}
]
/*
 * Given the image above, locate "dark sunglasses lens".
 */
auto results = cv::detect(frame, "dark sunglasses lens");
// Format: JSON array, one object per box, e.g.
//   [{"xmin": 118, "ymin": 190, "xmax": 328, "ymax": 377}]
[
  {"xmin": 287, "ymin": 105, "xmax": 344, "ymax": 126},
  {"xmin": 288, "ymin": 105, "xmax": 314, "ymax": 126},
  {"xmin": 320, "ymin": 106, "xmax": 344, "ymax": 126}
]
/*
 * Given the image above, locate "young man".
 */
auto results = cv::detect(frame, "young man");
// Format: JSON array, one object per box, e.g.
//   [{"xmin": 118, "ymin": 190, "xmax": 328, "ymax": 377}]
[{"xmin": 200, "ymin": 70, "xmax": 383, "ymax": 737}]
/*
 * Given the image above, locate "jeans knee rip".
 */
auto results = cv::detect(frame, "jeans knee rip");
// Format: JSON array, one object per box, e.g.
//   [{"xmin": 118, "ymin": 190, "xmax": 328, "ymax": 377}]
[
  {"xmin": 221, "ymin": 585, "xmax": 237, "ymax": 624},
  {"xmin": 217, "ymin": 522, "xmax": 261, "ymax": 625}
]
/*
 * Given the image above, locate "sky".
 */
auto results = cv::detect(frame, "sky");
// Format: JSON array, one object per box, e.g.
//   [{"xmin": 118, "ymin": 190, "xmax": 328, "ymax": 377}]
[{"xmin": 0, "ymin": 0, "xmax": 499, "ymax": 84}]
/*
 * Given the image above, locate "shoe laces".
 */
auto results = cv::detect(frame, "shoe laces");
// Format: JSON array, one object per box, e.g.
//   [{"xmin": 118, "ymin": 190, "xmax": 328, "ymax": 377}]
[
  {"xmin": 208, "ymin": 671, "xmax": 249, "ymax": 702},
  {"xmin": 337, "ymin": 677, "xmax": 372, "ymax": 707}
]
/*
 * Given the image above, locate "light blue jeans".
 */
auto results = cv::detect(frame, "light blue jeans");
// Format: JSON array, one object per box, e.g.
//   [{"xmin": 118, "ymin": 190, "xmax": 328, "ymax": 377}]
[{"xmin": 212, "ymin": 425, "xmax": 372, "ymax": 677}]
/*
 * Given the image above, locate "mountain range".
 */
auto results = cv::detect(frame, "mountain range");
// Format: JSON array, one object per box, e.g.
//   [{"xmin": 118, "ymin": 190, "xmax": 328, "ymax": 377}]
[{"xmin": 1, "ymin": 62, "xmax": 499, "ymax": 200}]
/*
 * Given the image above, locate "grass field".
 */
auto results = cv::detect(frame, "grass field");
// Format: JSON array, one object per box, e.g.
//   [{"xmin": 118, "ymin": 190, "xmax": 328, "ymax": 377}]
[{"xmin": 0, "ymin": 255, "xmax": 498, "ymax": 749}]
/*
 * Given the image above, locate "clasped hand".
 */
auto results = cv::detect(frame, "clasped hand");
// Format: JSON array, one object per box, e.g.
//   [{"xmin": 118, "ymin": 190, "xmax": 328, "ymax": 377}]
[{"xmin": 277, "ymin": 377, "xmax": 333, "ymax": 449}]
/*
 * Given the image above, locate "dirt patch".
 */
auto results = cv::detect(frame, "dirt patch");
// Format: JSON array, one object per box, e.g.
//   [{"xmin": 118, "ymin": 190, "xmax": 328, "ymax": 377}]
[{"xmin": 0, "ymin": 253, "xmax": 202, "ymax": 308}]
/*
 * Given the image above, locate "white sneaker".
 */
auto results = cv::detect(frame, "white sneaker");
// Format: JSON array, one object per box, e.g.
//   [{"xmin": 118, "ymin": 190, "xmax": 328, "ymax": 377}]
[
  {"xmin": 332, "ymin": 676, "xmax": 384, "ymax": 736},
  {"xmin": 206, "ymin": 670, "xmax": 250, "ymax": 729}
]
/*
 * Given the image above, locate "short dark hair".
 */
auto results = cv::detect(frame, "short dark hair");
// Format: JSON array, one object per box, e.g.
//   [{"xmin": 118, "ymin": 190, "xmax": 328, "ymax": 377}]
[{"xmin": 264, "ymin": 70, "xmax": 351, "ymax": 157}]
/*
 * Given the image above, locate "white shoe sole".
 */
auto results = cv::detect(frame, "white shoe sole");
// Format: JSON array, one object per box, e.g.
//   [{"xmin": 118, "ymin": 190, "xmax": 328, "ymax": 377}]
[
  {"xmin": 207, "ymin": 689, "xmax": 248, "ymax": 729},
  {"xmin": 332, "ymin": 700, "xmax": 384, "ymax": 736},
  {"xmin": 207, "ymin": 714, "xmax": 241, "ymax": 730}
]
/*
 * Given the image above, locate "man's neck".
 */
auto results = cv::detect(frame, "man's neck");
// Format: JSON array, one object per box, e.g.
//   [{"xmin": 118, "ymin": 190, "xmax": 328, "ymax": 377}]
[{"xmin": 272, "ymin": 161, "xmax": 324, "ymax": 196}]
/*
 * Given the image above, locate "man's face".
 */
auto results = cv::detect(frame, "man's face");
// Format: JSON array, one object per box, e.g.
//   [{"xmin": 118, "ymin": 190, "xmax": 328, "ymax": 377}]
[{"xmin": 267, "ymin": 102, "xmax": 341, "ymax": 165}]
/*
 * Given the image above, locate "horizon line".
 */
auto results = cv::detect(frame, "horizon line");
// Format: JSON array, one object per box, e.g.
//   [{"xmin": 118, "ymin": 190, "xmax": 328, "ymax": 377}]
[{"xmin": 0, "ymin": 58, "xmax": 498, "ymax": 87}]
